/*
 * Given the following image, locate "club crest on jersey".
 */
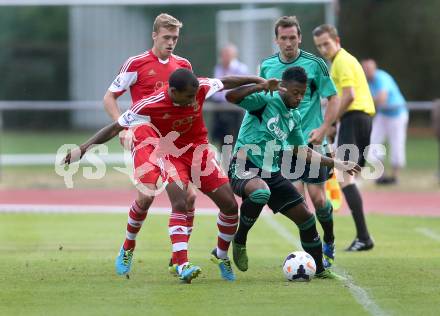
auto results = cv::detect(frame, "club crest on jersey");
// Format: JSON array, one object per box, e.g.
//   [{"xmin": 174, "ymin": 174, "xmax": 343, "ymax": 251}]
[
  {"xmin": 267, "ymin": 114, "xmax": 288, "ymax": 141},
  {"xmin": 155, "ymin": 81, "xmax": 164, "ymax": 91}
]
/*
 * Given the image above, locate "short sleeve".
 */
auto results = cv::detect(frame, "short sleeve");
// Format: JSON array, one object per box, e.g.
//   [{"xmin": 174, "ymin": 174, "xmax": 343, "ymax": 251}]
[
  {"xmin": 118, "ymin": 110, "xmax": 151, "ymax": 128},
  {"xmin": 238, "ymin": 92, "xmax": 268, "ymax": 112},
  {"xmin": 374, "ymin": 72, "xmax": 388, "ymax": 92},
  {"xmin": 335, "ymin": 59, "xmax": 355, "ymax": 88},
  {"xmin": 314, "ymin": 59, "xmax": 337, "ymax": 98},
  {"xmin": 108, "ymin": 72, "xmax": 137, "ymax": 93},
  {"xmin": 200, "ymin": 78, "xmax": 224, "ymax": 99},
  {"xmin": 108, "ymin": 57, "xmax": 140, "ymax": 94}
]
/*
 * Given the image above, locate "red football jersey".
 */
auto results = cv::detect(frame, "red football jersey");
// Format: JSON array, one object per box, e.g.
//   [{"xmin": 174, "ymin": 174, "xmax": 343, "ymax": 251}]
[
  {"xmin": 118, "ymin": 78, "xmax": 224, "ymax": 149},
  {"xmin": 108, "ymin": 50, "xmax": 192, "ymax": 105}
]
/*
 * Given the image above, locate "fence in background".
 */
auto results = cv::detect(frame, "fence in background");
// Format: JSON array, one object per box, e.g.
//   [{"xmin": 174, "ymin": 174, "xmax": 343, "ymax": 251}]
[{"xmin": 0, "ymin": 100, "xmax": 436, "ymax": 166}]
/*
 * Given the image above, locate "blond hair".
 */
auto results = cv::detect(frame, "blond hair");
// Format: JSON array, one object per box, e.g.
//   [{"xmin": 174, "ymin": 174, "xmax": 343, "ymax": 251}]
[
  {"xmin": 153, "ymin": 13, "xmax": 183, "ymax": 33},
  {"xmin": 312, "ymin": 24, "xmax": 339, "ymax": 40}
]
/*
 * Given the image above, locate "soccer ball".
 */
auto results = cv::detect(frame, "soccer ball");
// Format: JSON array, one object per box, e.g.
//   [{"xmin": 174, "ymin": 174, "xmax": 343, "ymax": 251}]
[{"xmin": 282, "ymin": 251, "xmax": 316, "ymax": 282}]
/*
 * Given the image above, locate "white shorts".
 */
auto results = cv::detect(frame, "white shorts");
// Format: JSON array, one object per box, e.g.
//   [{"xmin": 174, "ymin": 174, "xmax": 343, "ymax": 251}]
[{"xmin": 369, "ymin": 111, "xmax": 408, "ymax": 168}]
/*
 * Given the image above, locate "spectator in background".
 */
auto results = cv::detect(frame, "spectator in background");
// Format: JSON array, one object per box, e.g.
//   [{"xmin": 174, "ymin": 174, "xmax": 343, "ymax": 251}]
[
  {"xmin": 362, "ymin": 59, "xmax": 408, "ymax": 185},
  {"xmin": 211, "ymin": 44, "xmax": 249, "ymax": 144}
]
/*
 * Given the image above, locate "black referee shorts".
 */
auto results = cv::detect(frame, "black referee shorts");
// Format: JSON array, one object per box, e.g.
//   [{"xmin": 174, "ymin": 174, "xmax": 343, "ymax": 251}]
[{"xmin": 337, "ymin": 110, "xmax": 372, "ymax": 167}]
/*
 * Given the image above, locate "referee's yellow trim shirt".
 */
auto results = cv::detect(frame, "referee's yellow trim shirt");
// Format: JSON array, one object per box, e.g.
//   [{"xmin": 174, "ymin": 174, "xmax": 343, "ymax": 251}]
[{"xmin": 330, "ymin": 48, "xmax": 375, "ymax": 115}]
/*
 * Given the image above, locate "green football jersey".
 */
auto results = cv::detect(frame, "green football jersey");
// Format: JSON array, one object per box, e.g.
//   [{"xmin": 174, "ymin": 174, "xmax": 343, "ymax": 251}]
[
  {"xmin": 260, "ymin": 50, "xmax": 337, "ymax": 147},
  {"xmin": 233, "ymin": 91, "xmax": 306, "ymax": 173}
]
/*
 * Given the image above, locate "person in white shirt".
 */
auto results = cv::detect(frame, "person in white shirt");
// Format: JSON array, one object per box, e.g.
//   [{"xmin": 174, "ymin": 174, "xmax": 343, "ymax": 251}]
[{"xmin": 211, "ymin": 44, "xmax": 249, "ymax": 143}]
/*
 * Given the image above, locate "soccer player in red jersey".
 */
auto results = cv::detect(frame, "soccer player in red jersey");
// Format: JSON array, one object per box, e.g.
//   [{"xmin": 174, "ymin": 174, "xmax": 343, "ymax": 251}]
[
  {"xmin": 102, "ymin": 13, "xmax": 197, "ymax": 275},
  {"xmin": 64, "ymin": 69, "xmax": 279, "ymax": 282}
]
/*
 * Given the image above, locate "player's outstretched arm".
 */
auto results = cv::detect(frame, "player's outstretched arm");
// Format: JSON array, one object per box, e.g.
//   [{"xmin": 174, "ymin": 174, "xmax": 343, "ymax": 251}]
[
  {"xmin": 63, "ymin": 122, "xmax": 124, "ymax": 165},
  {"xmin": 293, "ymin": 146, "xmax": 361, "ymax": 176},
  {"xmin": 225, "ymin": 79, "xmax": 281, "ymax": 104},
  {"xmin": 220, "ymin": 75, "xmax": 266, "ymax": 90}
]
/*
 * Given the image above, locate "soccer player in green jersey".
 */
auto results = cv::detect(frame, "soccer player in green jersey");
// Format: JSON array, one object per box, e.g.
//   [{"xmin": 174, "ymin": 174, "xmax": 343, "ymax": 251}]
[
  {"xmin": 257, "ymin": 16, "xmax": 340, "ymax": 267},
  {"xmin": 226, "ymin": 66, "xmax": 360, "ymax": 277}
]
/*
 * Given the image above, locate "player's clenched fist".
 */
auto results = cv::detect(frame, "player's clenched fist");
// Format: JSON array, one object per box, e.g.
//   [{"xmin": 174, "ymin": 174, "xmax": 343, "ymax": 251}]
[
  {"xmin": 260, "ymin": 78, "xmax": 287, "ymax": 96},
  {"xmin": 63, "ymin": 146, "xmax": 85, "ymax": 165}
]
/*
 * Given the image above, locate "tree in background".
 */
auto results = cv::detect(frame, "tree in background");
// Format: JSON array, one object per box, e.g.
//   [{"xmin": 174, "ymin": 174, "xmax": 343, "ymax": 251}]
[
  {"xmin": 339, "ymin": 0, "xmax": 440, "ymax": 101},
  {"xmin": 0, "ymin": 7, "xmax": 69, "ymax": 129}
]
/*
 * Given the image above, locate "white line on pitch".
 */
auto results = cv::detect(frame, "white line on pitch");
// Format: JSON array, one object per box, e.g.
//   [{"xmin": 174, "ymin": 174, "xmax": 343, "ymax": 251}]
[
  {"xmin": 415, "ymin": 227, "xmax": 440, "ymax": 242},
  {"xmin": 264, "ymin": 215, "xmax": 389, "ymax": 316}
]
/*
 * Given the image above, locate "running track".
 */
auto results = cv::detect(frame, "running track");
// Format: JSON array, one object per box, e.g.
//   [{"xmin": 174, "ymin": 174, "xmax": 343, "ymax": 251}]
[{"xmin": 0, "ymin": 189, "xmax": 438, "ymax": 216}]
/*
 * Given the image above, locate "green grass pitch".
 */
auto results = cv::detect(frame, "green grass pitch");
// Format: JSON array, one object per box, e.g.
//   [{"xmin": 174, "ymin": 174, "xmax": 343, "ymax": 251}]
[{"xmin": 1, "ymin": 213, "xmax": 439, "ymax": 316}]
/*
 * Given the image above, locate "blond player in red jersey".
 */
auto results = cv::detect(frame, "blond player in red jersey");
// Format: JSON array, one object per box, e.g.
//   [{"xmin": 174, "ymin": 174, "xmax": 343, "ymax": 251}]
[
  {"xmin": 64, "ymin": 69, "xmax": 278, "ymax": 282},
  {"xmin": 102, "ymin": 13, "xmax": 197, "ymax": 276}
]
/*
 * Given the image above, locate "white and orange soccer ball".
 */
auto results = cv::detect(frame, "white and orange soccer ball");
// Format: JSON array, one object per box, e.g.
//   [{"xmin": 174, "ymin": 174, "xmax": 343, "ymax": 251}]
[{"xmin": 282, "ymin": 251, "xmax": 316, "ymax": 282}]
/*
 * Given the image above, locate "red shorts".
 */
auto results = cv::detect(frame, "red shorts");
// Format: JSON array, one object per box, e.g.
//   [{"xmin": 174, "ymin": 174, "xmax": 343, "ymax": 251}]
[
  {"xmin": 164, "ymin": 146, "xmax": 229, "ymax": 193},
  {"xmin": 132, "ymin": 142, "xmax": 163, "ymax": 186},
  {"xmin": 130, "ymin": 125, "xmax": 167, "ymax": 186}
]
